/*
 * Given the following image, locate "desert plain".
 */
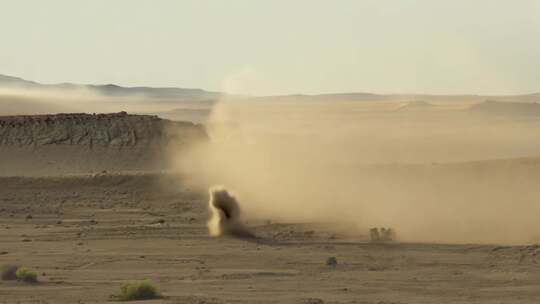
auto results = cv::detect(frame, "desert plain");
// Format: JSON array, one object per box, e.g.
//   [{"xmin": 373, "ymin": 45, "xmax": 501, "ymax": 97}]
[{"xmin": 1, "ymin": 76, "xmax": 540, "ymax": 303}]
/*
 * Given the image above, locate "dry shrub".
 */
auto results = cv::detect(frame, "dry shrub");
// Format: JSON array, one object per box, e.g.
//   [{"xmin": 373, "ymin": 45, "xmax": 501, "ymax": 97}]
[
  {"xmin": 119, "ymin": 281, "xmax": 159, "ymax": 301},
  {"xmin": 15, "ymin": 267, "xmax": 38, "ymax": 283}
]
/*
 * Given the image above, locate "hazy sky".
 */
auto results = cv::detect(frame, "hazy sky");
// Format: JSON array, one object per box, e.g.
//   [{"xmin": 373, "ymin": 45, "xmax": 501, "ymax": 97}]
[{"xmin": 1, "ymin": 0, "xmax": 539, "ymax": 95}]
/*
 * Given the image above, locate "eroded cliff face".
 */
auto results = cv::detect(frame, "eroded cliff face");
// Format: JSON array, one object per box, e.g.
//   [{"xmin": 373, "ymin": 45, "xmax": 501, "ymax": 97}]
[{"xmin": 0, "ymin": 112, "xmax": 206, "ymax": 175}]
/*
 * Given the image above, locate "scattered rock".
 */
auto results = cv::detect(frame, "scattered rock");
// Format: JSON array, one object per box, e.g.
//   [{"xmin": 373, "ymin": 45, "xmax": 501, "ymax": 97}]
[
  {"xmin": 152, "ymin": 219, "xmax": 165, "ymax": 224},
  {"xmin": 326, "ymin": 257, "xmax": 338, "ymax": 266}
]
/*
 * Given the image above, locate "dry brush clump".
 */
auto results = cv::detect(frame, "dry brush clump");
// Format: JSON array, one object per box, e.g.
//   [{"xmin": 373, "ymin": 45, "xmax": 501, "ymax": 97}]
[
  {"xmin": 15, "ymin": 267, "xmax": 38, "ymax": 283},
  {"xmin": 369, "ymin": 227, "xmax": 396, "ymax": 242},
  {"xmin": 118, "ymin": 281, "xmax": 159, "ymax": 301},
  {"xmin": 1, "ymin": 265, "xmax": 38, "ymax": 283}
]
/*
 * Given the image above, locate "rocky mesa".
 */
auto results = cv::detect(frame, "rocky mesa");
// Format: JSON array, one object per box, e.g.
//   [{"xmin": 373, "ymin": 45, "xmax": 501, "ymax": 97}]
[{"xmin": 0, "ymin": 112, "xmax": 206, "ymax": 175}]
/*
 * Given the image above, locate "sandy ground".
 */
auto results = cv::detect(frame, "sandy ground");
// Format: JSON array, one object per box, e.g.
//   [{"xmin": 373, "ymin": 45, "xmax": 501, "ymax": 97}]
[{"xmin": 1, "ymin": 173, "xmax": 540, "ymax": 304}]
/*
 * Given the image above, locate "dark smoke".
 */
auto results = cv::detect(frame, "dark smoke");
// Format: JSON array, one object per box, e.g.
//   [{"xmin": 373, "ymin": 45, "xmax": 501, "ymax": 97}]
[{"xmin": 207, "ymin": 187, "xmax": 255, "ymax": 238}]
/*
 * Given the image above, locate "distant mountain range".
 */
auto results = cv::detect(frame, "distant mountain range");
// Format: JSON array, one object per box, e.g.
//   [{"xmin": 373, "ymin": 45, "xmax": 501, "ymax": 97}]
[
  {"xmin": 1, "ymin": 73, "xmax": 540, "ymax": 103},
  {"xmin": 251, "ymin": 92, "xmax": 540, "ymax": 103},
  {"xmin": 0, "ymin": 74, "xmax": 222, "ymax": 99}
]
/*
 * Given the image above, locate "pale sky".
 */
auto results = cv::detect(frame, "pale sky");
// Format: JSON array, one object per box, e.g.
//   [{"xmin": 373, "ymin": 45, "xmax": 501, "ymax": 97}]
[{"xmin": 1, "ymin": 0, "xmax": 539, "ymax": 95}]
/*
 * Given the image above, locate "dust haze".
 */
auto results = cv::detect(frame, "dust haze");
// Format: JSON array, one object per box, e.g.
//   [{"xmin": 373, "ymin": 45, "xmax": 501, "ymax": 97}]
[
  {"xmin": 175, "ymin": 98, "xmax": 540, "ymax": 245},
  {"xmin": 0, "ymin": 86, "xmax": 204, "ymax": 116},
  {"xmin": 3, "ymin": 82, "xmax": 540, "ymax": 245}
]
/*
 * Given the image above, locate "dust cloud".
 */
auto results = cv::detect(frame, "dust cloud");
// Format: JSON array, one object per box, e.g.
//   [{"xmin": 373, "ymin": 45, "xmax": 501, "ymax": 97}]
[
  {"xmin": 3, "ymin": 83, "xmax": 540, "ymax": 245},
  {"xmin": 175, "ymin": 99, "xmax": 540, "ymax": 245}
]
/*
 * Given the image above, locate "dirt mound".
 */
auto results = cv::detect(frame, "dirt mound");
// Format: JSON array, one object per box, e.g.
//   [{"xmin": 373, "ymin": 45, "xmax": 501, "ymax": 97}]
[{"xmin": 0, "ymin": 112, "xmax": 206, "ymax": 175}]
